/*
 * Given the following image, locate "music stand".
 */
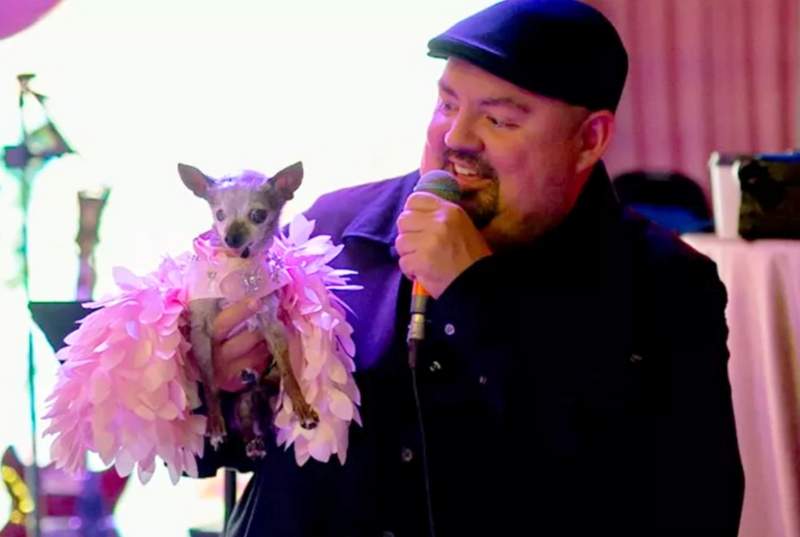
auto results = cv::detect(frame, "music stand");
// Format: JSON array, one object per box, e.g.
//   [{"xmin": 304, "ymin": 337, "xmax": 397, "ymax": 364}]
[{"xmin": 28, "ymin": 301, "xmax": 94, "ymax": 354}]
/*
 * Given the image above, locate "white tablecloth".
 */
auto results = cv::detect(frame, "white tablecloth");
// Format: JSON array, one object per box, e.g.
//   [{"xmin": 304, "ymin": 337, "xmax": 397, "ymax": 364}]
[{"xmin": 682, "ymin": 234, "xmax": 800, "ymax": 537}]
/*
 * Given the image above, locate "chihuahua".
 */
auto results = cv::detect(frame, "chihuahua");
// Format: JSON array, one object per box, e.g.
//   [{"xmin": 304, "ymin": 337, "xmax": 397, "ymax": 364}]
[{"xmin": 178, "ymin": 161, "xmax": 319, "ymax": 457}]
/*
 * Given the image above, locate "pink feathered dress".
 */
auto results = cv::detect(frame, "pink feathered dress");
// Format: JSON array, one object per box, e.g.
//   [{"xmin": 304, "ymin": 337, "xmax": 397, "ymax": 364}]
[{"xmin": 44, "ymin": 215, "xmax": 361, "ymax": 484}]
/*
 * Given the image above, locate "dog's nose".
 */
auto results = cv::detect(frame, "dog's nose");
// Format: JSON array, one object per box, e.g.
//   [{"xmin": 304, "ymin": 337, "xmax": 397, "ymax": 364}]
[{"xmin": 225, "ymin": 232, "xmax": 245, "ymax": 248}]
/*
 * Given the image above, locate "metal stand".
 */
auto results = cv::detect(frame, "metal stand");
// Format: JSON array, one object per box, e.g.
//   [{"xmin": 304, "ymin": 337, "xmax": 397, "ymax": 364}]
[
  {"xmin": 3, "ymin": 73, "xmax": 74, "ymax": 537},
  {"xmin": 224, "ymin": 469, "xmax": 236, "ymax": 527},
  {"xmin": 19, "ymin": 150, "xmax": 42, "ymax": 537}
]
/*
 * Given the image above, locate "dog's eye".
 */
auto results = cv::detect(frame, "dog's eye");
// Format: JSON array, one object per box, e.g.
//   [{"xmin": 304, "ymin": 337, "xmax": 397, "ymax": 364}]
[
  {"xmin": 249, "ymin": 209, "xmax": 267, "ymax": 224},
  {"xmin": 215, "ymin": 209, "xmax": 225, "ymax": 221}
]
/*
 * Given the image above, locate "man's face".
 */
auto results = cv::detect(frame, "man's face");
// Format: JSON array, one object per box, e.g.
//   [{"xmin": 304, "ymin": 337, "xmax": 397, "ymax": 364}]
[{"xmin": 421, "ymin": 58, "xmax": 591, "ymax": 246}]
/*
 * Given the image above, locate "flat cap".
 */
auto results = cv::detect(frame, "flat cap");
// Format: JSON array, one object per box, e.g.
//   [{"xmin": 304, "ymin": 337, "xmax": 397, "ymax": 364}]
[{"xmin": 428, "ymin": 0, "xmax": 628, "ymax": 112}]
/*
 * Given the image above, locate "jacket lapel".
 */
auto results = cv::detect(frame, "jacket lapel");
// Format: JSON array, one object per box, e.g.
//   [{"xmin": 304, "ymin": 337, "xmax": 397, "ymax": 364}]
[{"xmin": 333, "ymin": 171, "xmax": 419, "ymax": 370}]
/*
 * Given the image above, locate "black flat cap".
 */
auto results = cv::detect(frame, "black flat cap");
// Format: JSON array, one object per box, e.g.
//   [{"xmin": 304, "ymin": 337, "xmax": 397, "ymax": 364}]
[{"xmin": 428, "ymin": 0, "xmax": 628, "ymax": 112}]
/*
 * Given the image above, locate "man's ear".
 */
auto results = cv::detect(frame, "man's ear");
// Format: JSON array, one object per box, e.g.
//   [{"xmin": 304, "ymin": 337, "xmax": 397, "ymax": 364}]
[
  {"xmin": 574, "ymin": 111, "xmax": 615, "ymax": 175},
  {"xmin": 178, "ymin": 163, "xmax": 213, "ymax": 199}
]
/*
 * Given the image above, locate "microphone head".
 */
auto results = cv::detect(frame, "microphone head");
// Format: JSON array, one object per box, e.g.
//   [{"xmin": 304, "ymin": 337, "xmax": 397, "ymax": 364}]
[{"xmin": 414, "ymin": 169, "xmax": 461, "ymax": 203}]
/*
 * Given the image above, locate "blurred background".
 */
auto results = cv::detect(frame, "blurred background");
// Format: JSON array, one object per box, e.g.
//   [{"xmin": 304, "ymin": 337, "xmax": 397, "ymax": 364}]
[{"xmin": 0, "ymin": 0, "xmax": 798, "ymax": 535}]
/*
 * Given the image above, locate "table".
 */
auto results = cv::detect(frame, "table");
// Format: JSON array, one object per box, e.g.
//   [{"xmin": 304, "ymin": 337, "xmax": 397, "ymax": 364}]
[{"xmin": 682, "ymin": 234, "xmax": 800, "ymax": 537}]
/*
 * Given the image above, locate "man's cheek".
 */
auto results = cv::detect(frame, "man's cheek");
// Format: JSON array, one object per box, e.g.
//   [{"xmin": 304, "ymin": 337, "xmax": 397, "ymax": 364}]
[{"xmin": 420, "ymin": 140, "xmax": 444, "ymax": 174}]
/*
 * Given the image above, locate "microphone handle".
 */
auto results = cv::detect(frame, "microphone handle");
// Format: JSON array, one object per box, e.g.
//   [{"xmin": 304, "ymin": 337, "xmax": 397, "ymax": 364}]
[{"xmin": 408, "ymin": 280, "xmax": 428, "ymax": 341}]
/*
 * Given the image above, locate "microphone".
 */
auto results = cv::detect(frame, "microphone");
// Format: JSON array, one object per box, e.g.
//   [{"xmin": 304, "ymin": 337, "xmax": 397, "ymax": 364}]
[{"xmin": 406, "ymin": 169, "xmax": 461, "ymax": 365}]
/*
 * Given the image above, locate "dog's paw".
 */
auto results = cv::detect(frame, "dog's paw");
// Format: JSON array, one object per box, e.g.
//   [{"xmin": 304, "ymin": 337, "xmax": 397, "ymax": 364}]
[
  {"xmin": 245, "ymin": 437, "xmax": 267, "ymax": 459},
  {"xmin": 299, "ymin": 408, "xmax": 320, "ymax": 430},
  {"xmin": 240, "ymin": 368, "xmax": 258, "ymax": 386},
  {"xmin": 207, "ymin": 411, "xmax": 228, "ymax": 450},
  {"xmin": 210, "ymin": 431, "xmax": 227, "ymax": 450}
]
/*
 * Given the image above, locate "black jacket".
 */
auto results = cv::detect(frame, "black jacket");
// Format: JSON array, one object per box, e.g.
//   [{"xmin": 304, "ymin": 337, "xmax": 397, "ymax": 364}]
[{"xmin": 199, "ymin": 163, "xmax": 744, "ymax": 537}]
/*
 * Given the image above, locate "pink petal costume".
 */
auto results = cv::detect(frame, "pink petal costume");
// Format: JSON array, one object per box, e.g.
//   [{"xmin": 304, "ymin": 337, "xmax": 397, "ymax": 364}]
[{"xmin": 44, "ymin": 215, "xmax": 361, "ymax": 484}]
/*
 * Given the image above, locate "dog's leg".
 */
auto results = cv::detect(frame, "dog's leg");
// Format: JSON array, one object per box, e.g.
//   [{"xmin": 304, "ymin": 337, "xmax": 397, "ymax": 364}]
[
  {"xmin": 188, "ymin": 299, "xmax": 227, "ymax": 449},
  {"xmin": 259, "ymin": 294, "xmax": 319, "ymax": 430},
  {"xmin": 234, "ymin": 382, "xmax": 268, "ymax": 460}
]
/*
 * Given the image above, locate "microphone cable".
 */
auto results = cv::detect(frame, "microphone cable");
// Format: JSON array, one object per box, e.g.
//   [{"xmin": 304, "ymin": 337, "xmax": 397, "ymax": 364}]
[
  {"xmin": 403, "ymin": 169, "xmax": 460, "ymax": 537},
  {"xmin": 408, "ymin": 337, "xmax": 437, "ymax": 537}
]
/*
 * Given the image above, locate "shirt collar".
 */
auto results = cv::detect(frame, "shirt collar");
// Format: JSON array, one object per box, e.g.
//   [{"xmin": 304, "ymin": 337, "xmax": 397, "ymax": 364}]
[{"xmin": 341, "ymin": 170, "xmax": 420, "ymax": 248}]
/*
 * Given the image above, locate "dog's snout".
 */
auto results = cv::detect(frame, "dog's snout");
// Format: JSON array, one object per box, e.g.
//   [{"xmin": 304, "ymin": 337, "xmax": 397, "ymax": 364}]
[
  {"xmin": 224, "ymin": 221, "xmax": 248, "ymax": 249},
  {"xmin": 225, "ymin": 232, "xmax": 245, "ymax": 248}
]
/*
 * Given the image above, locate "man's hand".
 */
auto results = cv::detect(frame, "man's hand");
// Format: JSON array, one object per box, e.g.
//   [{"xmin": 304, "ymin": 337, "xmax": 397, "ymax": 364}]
[
  {"xmin": 395, "ymin": 191, "xmax": 492, "ymax": 298},
  {"xmin": 212, "ymin": 298, "xmax": 271, "ymax": 392}
]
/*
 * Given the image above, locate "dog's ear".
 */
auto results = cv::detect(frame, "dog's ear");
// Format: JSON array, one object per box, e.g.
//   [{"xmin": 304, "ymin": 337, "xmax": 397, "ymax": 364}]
[
  {"xmin": 268, "ymin": 161, "xmax": 303, "ymax": 202},
  {"xmin": 178, "ymin": 163, "xmax": 213, "ymax": 199}
]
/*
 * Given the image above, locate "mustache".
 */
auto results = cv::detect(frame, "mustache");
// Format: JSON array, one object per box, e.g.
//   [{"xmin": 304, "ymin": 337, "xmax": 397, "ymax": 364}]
[{"xmin": 444, "ymin": 150, "xmax": 498, "ymax": 180}]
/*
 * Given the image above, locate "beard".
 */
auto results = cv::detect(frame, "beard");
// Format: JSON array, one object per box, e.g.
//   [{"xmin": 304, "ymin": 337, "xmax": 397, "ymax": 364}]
[
  {"xmin": 460, "ymin": 183, "xmax": 499, "ymax": 229},
  {"xmin": 442, "ymin": 149, "xmax": 500, "ymax": 229}
]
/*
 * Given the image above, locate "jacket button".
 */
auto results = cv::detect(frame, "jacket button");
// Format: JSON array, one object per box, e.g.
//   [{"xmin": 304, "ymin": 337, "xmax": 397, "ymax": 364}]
[
  {"xmin": 478, "ymin": 375, "xmax": 488, "ymax": 385},
  {"xmin": 444, "ymin": 323, "xmax": 456, "ymax": 336},
  {"xmin": 400, "ymin": 447, "xmax": 414, "ymax": 463},
  {"xmin": 429, "ymin": 360, "xmax": 443, "ymax": 373},
  {"xmin": 630, "ymin": 353, "xmax": 644, "ymax": 363}
]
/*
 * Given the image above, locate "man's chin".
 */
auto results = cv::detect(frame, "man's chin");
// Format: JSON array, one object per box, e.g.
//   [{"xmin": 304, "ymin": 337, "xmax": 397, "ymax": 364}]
[
  {"xmin": 477, "ymin": 220, "xmax": 508, "ymax": 251},
  {"xmin": 460, "ymin": 195, "xmax": 496, "ymax": 229}
]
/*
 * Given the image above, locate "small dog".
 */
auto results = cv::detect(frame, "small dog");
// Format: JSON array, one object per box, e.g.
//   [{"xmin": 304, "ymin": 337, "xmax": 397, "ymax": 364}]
[{"xmin": 178, "ymin": 161, "xmax": 319, "ymax": 457}]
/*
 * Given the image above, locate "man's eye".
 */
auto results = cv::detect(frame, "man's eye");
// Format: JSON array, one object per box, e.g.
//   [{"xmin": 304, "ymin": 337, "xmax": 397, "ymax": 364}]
[
  {"xmin": 249, "ymin": 209, "xmax": 267, "ymax": 224},
  {"xmin": 487, "ymin": 116, "xmax": 518, "ymax": 129},
  {"xmin": 439, "ymin": 100, "xmax": 457, "ymax": 114},
  {"xmin": 215, "ymin": 209, "xmax": 225, "ymax": 221}
]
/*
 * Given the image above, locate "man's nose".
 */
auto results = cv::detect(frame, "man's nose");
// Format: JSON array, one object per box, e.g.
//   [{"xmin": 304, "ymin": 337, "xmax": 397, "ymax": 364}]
[{"xmin": 444, "ymin": 113, "xmax": 483, "ymax": 153}]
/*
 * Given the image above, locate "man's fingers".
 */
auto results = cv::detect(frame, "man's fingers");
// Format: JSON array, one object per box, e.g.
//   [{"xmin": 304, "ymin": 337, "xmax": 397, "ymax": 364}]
[
  {"xmin": 220, "ymin": 346, "xmax": 268, "ymax": 384},
  {"xmin": 212, "ymin": 298, "xmax": 260, "ymax": 341},
  {"xmin": 215, "ymin": 329, "xmax": 264, "ymax": 363},
  {"xmin": 394, "ymin": 233, "xmax": 418, "ymax": 257},
  {"xmin": 396, "ymin": 210, "xmax": 429, "ymax": 233},
  {"xmin": 398, "ymin": 253, "xmax": 419, "ymax": 281},
  {"xmin": 216, "ymin": 341, "xmax": 271, "ymax": 391},
  {"xmin": 404, "ymin": 191, "xmax": 442, "ymax": 211}
]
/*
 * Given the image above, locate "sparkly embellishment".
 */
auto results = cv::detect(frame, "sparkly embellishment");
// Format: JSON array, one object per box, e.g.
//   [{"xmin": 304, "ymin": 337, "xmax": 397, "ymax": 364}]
[
  {"xmin": 267, "ymin": 252, "xmax": 285, "ymax": 283},
  {"xmin": 242, "ymin": 269, "xmax": 264, "ymax": 295}
]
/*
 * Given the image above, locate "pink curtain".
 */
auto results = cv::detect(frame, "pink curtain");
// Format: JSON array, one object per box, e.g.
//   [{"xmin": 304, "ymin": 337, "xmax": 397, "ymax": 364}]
[
  {"xmin": 587, "ymin": 0, "xmax": 798, "ymax": 198},
  {"xmin": 0, "ymin": 0, "xmax": 62, "ymax": 40}
]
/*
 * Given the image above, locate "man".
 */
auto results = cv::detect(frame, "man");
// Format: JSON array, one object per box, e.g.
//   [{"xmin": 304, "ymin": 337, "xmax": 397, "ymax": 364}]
[{"xmin": 200, "ymin": 1, "xmax": 744, "ymax": 535}]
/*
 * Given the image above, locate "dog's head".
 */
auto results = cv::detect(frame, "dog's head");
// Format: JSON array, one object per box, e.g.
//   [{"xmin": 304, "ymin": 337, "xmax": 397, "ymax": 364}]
[{"xmin": 178, "ymin": 161, "xmax": 303, "ymax": 258}]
